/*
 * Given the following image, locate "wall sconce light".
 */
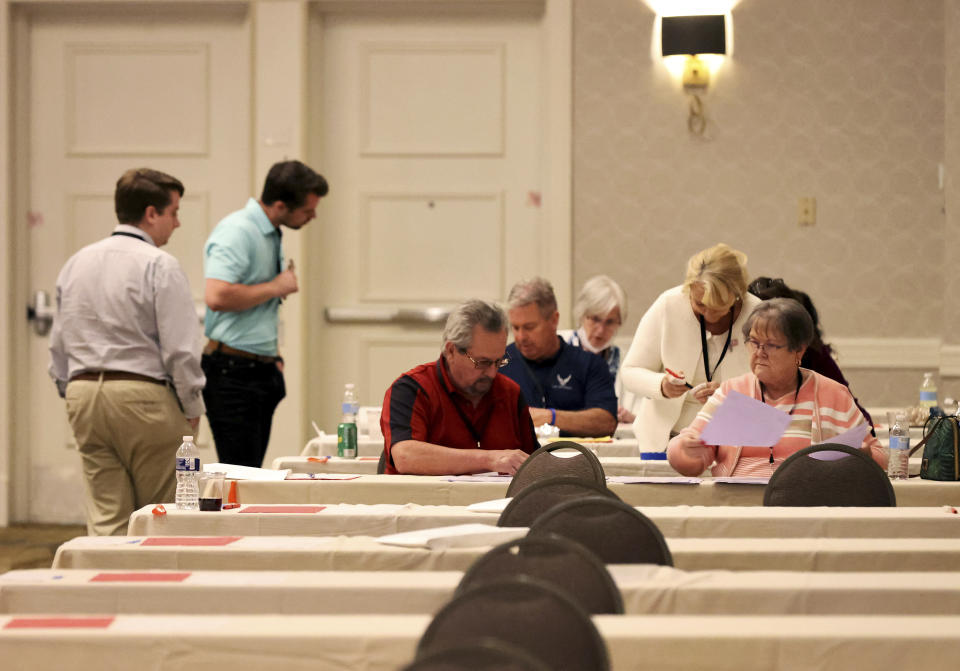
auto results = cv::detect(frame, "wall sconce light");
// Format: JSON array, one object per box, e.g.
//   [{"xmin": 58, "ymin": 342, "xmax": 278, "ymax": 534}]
[{"xmin": 661, "ymin": 14, "xmax": 727, "ymax": 135}]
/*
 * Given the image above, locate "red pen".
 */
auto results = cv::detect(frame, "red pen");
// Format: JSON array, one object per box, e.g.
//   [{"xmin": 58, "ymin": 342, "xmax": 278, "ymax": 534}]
[{"xmin": 665, "ymin": 367, "xmax": 694, "ymax": 389}]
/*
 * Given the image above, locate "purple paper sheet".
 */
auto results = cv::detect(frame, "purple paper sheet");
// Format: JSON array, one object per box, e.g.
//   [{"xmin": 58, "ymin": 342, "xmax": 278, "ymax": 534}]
[{"xmin": 699, "ymin": 390, "xmax": 792, "ymax": 447}]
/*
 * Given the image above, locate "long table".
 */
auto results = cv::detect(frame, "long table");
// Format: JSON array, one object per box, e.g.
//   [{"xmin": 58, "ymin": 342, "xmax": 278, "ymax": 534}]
[
  {"xmin": 233, "ymin": 474, "xmax": 958, "ymax": 507},
  {"xmin": 5, "ymin": 566, "xmax": 960, "ymax": 616},
  {"xmin": 301, "ymin": 436, "xmax": 644, "ymax": 458},
  {"xmin": 2, "ymin": 613, "xmax": 959, "ymax": 671},
  {"xmin": 51, "ymin": 535, "xmax": 960, "ymax": 572},
  {"xmin": 271, "ymin": 455, "xmax": 688, "ymax": 477},
  {"xmin": 126, "ymin": 503, "xmax": 960, "ymax": 539}
]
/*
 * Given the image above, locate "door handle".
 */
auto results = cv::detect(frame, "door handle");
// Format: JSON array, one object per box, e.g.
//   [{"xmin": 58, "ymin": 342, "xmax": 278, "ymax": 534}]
[
  {"xmin": 324, "ymin": 306, "xmax": 451, "ymax": 325},
  {"xmin": 26, "ymin": 290, "xmax": 55, "ymax": 336}
]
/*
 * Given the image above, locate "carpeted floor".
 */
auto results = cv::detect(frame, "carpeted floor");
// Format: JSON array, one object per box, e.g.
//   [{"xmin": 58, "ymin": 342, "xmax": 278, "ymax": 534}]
[{"xmin": 0, "ymin": 524, "xmax": 86, "ymax": 574}]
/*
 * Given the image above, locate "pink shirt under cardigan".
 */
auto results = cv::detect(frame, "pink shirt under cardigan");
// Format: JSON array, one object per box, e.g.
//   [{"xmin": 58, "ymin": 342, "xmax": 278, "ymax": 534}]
[{"xmin": 672, "ymin": 369, "xmax": 886, "ymax": 477}]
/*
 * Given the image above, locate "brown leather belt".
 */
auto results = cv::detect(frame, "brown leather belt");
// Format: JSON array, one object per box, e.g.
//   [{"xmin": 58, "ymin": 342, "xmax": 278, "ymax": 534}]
[
  {"xmin": 204, "ymin": 339, "xmax": 279, "ymax": 364},
  {"xmin": 71, "ymin": 371, "xmax": 167, "ymax": 386}
]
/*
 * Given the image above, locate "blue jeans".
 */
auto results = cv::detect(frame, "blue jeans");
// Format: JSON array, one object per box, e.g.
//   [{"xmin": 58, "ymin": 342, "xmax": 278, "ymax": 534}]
[{"xmin": 201, "ymin": 352, "xmax": 286, "ymax": 467}]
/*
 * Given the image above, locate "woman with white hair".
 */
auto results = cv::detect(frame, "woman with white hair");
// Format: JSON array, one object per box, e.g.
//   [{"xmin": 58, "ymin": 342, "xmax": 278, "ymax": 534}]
[
  {"xmin": 621, "ymin": 243, "xmax": 763, "ymax": 452},
  {"xmin": 562, "ymin": 275, "xmax": 636, "ymax": 423}
]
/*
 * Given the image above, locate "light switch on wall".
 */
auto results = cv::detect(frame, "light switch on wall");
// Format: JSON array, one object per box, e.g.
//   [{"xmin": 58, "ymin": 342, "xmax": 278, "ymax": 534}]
[{"xmin": 798, "ymin": 197, "xmax": 816, "ymax": 227}]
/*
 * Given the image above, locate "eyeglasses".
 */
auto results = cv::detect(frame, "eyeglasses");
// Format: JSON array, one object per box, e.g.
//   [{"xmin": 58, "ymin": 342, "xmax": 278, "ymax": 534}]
[
  {"xmin": 586, "ymin": 314, "xmax": 621, "ymax": 330},
  {"xmin": 459, "ymin": 349, "xmax": 509, "ymax": 370},
  {"xmin": 745, "ymin": 338, "xmax": 788, "ymax": 353}
]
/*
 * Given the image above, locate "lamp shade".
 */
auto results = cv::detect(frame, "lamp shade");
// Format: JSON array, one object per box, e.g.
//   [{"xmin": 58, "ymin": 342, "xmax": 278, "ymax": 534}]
[{"xmin": 661, "ymin": 15, "xmax": 726, "ymax": 56}]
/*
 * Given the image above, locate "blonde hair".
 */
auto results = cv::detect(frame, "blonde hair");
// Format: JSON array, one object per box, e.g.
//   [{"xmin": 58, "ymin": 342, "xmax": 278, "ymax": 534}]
[{"xmin": 682, "ymin": 243, "xmax": 749, "ymax": 309}]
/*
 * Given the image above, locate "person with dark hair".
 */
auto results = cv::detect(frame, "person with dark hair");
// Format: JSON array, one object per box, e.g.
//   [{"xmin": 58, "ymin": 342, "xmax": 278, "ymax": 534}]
[
  {"xmin": 49, "ymin": 168, "xmax": 205, "ymax": 535},
  {"xmin": 380, "ymin": 300, "xmax": 538, "ymax": 475},
  {"xmin": 202, "ymin": 160, "xmax": 329, "ymax": 467},
  {"xmin": 667, "ymin": 299, "xmax": 885, "ymax": 477},
  {"xmin": 748, "ymin": 276, "xmax": 873, "ymax": 431}
]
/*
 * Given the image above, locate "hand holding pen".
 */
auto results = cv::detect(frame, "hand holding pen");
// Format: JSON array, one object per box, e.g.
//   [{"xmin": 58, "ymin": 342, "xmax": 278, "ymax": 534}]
[{"xmin": 661, "ymin": 367, "xmax": 693, "ymax": 399}]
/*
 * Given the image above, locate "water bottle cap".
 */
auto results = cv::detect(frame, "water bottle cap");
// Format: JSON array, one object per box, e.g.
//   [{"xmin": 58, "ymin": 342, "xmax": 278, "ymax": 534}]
[
  {"xmin": 345, "ymin": 383, "xmax": 355, "ymax": 390},
  {"xmin": 182, "ymin": 435, "xmax": 194, "ymax": 442}
]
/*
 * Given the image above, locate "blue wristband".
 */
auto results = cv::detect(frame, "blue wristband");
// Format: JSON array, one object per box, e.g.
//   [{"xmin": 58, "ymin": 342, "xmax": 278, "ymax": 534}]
[{"xmin": 549, "ymin": 408, "xmax": 557, "ymax": 425}]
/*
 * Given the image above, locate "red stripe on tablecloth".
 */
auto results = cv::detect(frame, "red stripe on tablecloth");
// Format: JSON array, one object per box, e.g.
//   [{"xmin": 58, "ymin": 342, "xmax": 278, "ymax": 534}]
[
  {"xmin": 90, "ymin": 572, "xmax": 191, "ymax": 582},
  {"xmin": 141, "ymin": 537, "xmax": 242, "ymax": 546},
  {"xmin": 5, "ymin": 616, "xmax": 114, "ymax": 629},
  {"xmin": 240, "ymin": 505, "xmax": 326, "ymax": 514}
]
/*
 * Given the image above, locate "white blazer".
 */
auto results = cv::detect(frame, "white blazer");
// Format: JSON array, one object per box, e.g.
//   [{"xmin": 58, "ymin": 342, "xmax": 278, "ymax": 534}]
[{"xmin": 620, "ymin": 286, "xmax": 763, "ymax": 452}]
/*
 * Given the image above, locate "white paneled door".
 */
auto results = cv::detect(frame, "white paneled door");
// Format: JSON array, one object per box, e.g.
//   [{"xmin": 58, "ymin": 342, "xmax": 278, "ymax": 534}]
[
  {"xmin": 19, "ymin": 4, "xmax": 251, "ymax": 523},
  {"xmin": 307, "ymin": 4, "xmax": 570, "ymax": 431}
]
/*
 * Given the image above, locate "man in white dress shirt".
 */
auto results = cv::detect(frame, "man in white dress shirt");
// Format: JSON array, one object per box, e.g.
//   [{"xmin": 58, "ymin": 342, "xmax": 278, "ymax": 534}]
[{"xmin": 49, "ymin": 168, "xmax": 206, "ymax": 536}]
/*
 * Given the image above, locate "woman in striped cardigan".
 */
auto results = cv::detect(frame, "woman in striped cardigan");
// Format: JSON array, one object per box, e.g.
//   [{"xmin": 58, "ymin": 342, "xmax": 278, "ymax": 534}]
[{"xmin": 667, "ymin": 298, "xmax": 885, "ymax": 477}]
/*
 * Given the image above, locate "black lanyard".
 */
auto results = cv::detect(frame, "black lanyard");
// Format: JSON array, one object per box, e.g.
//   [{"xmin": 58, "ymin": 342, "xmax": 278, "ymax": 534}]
[
  {"xmin": 699, "ymin": 306, "xmax": 734, "ymax": 382},
  {"xmin": 760, "ymin": 369, "xmax": 803, "ymax": 464},
  {"xmin": 435, "ymin": 360, "xmax": 485, "ymax": 448},
  {"xmin": 520, "ymin": 357, "xmax": 549, "ymax": 407},
  {"xmin": 111, "ymin": 231, "xmax": 150, "ymax": 243}
]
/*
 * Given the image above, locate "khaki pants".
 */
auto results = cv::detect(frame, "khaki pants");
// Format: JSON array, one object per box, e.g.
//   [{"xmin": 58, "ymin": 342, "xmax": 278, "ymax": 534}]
[{"xmin": 65, "ymin": 378, "xmax": 192, "ymax": 536}]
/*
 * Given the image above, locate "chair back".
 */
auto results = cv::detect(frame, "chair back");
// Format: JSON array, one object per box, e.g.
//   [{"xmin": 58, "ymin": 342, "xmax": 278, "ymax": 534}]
[
  {"xmin": 763, "ymin": 443, "xmax": 896, "ymax": 506},
  {"xmin": 377, "ymin": 449, "xmax": 387, "ymax": 474},
  {"xmin": 498, "ymin": 476, "xmax": 618, "ymax": 528},
  {"xmin": 417, "ymin": 576, "xmax": 610, "ymax": 671},
  {"xmin": 403, "ymin": 637, "xmax": 550, "ymax": 671},
  {"xmin": 456, "ymin": 533, "xmax": 623, "ymax": 614},
  {"xmin": 528, "ymin": 496, "xmax": 673, "ymax": 565},
  {"xmin": 506, "ymin": 441, "xmax": 605, "ymax": 497}
]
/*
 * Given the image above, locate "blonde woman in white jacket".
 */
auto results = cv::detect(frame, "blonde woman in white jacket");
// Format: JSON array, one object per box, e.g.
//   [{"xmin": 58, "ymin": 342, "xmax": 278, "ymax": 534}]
[{"xmin": 621, "ymin": 243, "xmax": 762, "ymax": 453}]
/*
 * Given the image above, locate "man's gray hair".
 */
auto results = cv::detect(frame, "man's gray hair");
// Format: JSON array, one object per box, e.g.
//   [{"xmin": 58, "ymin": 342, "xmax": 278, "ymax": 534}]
[
  {"xmin": 507, "ymin": 277, "xmax": 557, "ymax": 318},
  {"xmin": 442, "ymin": 300, "xmax": 509, "ymax": 351}
]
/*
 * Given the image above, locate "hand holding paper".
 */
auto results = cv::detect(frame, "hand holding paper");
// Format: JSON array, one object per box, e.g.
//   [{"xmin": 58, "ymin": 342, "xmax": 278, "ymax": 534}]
[{"xmin": 699, "ymin": 390, "xmax": 792, "ymax": 447}]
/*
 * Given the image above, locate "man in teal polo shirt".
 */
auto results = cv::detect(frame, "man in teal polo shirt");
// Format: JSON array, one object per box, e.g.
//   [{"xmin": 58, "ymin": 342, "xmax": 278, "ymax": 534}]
[{"xmin": 202, "ymin": 160, "xmax": 328, "ymax": 467}]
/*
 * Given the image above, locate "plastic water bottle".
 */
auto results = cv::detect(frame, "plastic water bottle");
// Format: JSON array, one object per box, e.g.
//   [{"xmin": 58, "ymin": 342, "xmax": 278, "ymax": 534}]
[
  {"xmin": 887, "ymin": 414, "xmax": 910, "ymax": 480},
  {"xmin": 920, "ymin": 372, "xmax": 938, "ymax": 410},
  {"xmin": 175, "ymin": 435, "xmax": 200, "ymax": 510},
  {"xmin": 338, "ymin": 384, "xmax": 358, "ymax": 459}
]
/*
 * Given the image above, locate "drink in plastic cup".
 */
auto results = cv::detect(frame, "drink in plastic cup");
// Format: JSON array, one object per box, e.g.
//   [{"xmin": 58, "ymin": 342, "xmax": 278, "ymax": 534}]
[{"xmin": 198, "ymin": 471, "xmax": 225, "ymax": 511}]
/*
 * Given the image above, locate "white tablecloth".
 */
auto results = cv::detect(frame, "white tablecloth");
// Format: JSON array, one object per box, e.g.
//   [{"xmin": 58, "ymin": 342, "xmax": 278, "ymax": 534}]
[
  {"xmin": 233, "ymin": 474, "xmax": 958, "ymax": 507},
  {"xmin": 4, "ymin": 566, "xmax": 960, "ymax": 616},
  {"xmin": 1, "ymin": 613, "xmax": 959, "ymax": 671},
  {"xmin": 127, "ymin": 503, "xmax": 960, "ymax": 539},
  {"xmin": 52, "ymin": 535, "xmax": 960, "ymax": 572}
]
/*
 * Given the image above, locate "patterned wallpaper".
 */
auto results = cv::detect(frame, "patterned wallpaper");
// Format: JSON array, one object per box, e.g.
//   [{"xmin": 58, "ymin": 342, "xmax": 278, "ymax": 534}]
[{"xmin": 573, "ymin": 0, "xmax": 947, "ymax": 407}]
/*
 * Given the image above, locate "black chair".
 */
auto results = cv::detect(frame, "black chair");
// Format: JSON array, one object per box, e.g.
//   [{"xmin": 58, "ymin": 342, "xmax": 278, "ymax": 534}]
[
  {"xmin": 456, "ymin": 533, "xmax": 624, "ymax": 615},
  {"xmin": 417, "ymin": 576, "xmax": 610, "ymax": 671},
  {"xmin": 528, "ymin": 496, "xmax": 673, "ymax": 565},
  {"xmin": 498, "ymin": 475, "xmax": 618, "ymax": 528},
  {"xmin": 763, "ymin": 443, "xmax": 896, "ymax": 506},
  {"xmin": 377, "ymin": 449, "xmax": 387, "ymax": 474},
  {"xmin": 506, "ymin": 441, "xmax": 605, "ymax": 497},
  {"xmin": 402, "ymin": 637, "xmax": 550, "ymax": 671}
]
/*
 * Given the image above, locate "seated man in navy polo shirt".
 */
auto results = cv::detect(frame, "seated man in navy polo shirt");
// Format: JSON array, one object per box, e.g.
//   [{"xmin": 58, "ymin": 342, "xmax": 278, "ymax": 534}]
[
  {"xmin": 500, "ymin": 277, "xmax": 618, "ymax": 438},
  {"xmin": 380, "ymin": 300, "xmax": 539, "ymax": 475}
]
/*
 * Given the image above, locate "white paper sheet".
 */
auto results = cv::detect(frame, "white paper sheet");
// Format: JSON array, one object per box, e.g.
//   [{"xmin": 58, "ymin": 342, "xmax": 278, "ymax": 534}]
[
  {"xmin": 700, "ymin": 390, "xmax": 793, "ymax": 447},
  {"xmin": 377, "ymin": 524, "xmax": 527, "ymax": 549},
  {"xmin": 204, "ymin": 463, "xmax": 291, "ymax": 481},
  {"xmin": 605, "ymin": 476, "xmax": 702, "ymax": 485},
  {"xmin": 817, "ymin": 423, "xmax": 870, "ymax": 450},
  {"xmin": 467, "ymin": 498, "xmax": 512, "ymax": 513},
  {"xmin": 712, "ymin": 477, "xmax": 770, "ymax": 485}
]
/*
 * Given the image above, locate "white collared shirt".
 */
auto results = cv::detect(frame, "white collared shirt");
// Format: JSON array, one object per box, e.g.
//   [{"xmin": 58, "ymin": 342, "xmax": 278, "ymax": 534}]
[{"xmin": 48, "ymin": 224, "xmax": 206, "ymax": 417}]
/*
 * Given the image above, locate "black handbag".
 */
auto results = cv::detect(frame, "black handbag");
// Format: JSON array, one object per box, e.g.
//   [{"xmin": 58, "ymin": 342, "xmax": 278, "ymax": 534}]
[{"xmin": 910, "ymin": 415, "xmax": 960, "ymax": 480}]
